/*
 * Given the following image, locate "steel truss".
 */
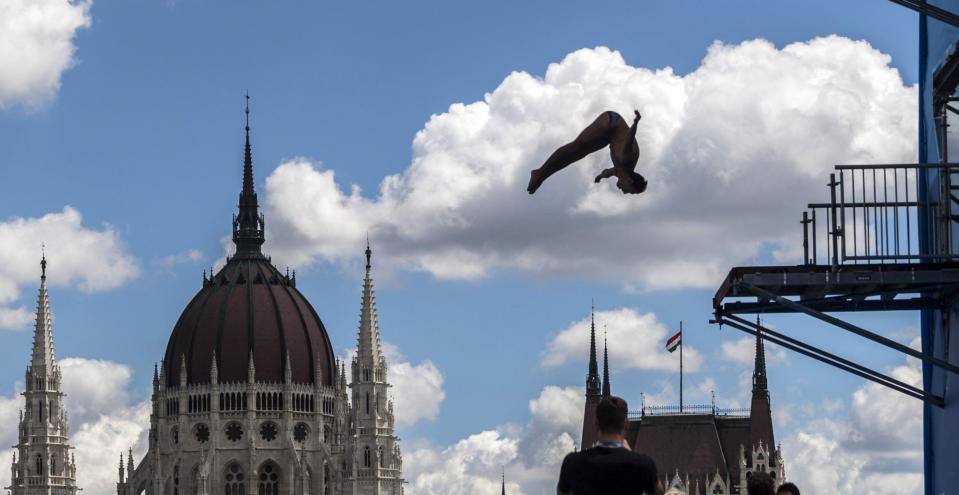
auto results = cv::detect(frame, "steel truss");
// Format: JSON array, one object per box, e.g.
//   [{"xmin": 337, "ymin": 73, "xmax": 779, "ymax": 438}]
[{"xmin": 713, "ymin": 264, "xmax": 959, "ymax": 406}]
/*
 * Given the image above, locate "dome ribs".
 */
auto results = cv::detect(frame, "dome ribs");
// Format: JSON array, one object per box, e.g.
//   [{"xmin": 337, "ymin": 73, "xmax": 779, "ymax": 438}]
[
  {"xmin": 276, "ymin": 275, "xmax": 316, "ymax": 385},
  {"xmin": 163, "ymin": 287, "xmax": 213, "ymax": 387},
  {"xmin": 187, "ymin": 274, "xmax": 231, "ymax": 385},
  {"xmin": 251, "ymin": 263, "xmax": 283, "ymax": 383},
  {"xmin": 219, "ymin": 271, "xmax": 249, "ymax": 382},
  {"xmin": 293, "ymin": 292, "xmax": 335, "ymax": 387}
]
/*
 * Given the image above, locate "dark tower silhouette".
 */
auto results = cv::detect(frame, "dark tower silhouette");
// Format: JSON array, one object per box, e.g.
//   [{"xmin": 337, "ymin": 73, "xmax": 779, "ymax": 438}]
[
  {"xmin": 580, "ymin": 303, "xmax": 602, "ymax": 449},
  {"xmin": 602, "ymin": 327, "xmax": 611, "ymax": 398},
  {"xmin": 749, "ymin": 318, "xmax": 775, "ymax": 451},
  {"xmin": 232, "ymin": 93, "xmax": 266, "ymax": 260}
]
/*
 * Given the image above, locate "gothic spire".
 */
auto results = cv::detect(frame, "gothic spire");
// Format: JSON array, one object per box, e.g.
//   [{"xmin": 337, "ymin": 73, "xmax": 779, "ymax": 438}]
[
  {"xmin": 501, "ymin": 470, "xmax": 506, "ymax": 495},
  {"xmin": 31, "ymin": 252, "xmax": 56, "ymax": 372},
  {"xmin": 602, "ymin": 325, "xmax": 610, "ymax": 398},
  {"xmin": 232, "ymin": 93, "xmax": 266, "ymax": 258},
  {"xmin": 586, "ymin": 301, "xmax": 601, "ymax": 397},
  {"xmin": 357, "ymin": 241, "xmax": 384, "ymax": 365},
  {"xmin": 752, "ymin": 315, "xmax": 768, "ymax": 397}
]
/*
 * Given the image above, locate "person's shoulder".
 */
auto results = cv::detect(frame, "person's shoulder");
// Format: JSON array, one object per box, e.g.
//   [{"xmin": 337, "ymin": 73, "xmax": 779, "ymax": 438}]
[{"xmin": 560, "ymin": 450, "xmax": 586, "ymax": 469}]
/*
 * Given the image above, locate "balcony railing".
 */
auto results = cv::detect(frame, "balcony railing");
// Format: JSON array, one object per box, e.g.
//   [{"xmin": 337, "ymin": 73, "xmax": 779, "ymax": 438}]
[
  {"xmin": 628, "ymin": 404, "xmax": 750, "ymax": 419},
  {"xmin": 802, "ymin": 163, "xmax": 959, "ymax": 266}
]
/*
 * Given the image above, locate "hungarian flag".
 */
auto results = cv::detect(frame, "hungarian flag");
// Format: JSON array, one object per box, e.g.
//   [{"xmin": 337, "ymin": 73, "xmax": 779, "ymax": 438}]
[{"xmin": 666, "ymin": 330, "xmax": 682, "ymax": 353}]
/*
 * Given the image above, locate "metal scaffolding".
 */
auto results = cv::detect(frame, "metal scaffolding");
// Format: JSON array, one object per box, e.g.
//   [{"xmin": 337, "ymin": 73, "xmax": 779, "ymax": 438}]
[{"xmin": 712, "ymin": 161, "xmax": 959, "ymax": 407}]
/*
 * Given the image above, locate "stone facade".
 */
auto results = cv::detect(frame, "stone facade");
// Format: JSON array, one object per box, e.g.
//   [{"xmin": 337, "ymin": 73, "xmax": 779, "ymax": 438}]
[{"xmin": 7, "ymin": 257, "xmax": 80, "ymax": 495}]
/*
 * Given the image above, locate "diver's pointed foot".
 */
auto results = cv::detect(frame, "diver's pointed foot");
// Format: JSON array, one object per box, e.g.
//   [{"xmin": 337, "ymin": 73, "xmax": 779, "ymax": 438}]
[{"xmin": 527, "ymin": 169, "xmax": 544, "ymax": 194}]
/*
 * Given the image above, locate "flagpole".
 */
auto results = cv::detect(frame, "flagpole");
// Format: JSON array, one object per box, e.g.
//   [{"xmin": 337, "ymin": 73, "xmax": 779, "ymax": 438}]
[{"xmin": 679, "ymin": 320, "xmax": 683, "ymax": 413}]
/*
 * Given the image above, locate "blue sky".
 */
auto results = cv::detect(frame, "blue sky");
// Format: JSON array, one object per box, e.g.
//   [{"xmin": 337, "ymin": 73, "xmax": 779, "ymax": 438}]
[{"xmin": 0, "ymin": 1, "xmax": 930, "ymax": 493}]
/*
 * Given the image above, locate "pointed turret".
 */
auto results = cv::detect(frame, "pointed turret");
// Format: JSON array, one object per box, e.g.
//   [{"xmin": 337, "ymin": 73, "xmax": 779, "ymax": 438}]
[
  {"xmin": 580, "ymin": 302, "xmax": 603, "ymax": 450},
  {"xmin": 31, "ymin": 253, "xmax": 56, "ymax": 373},
  {"xmin": 586, "ymin": 304, "xmax": 601, "ymax": 396},
  {"xmin": 501, "ymin": 471, "xmax": 506, "ymax": 495},
  {"xmin": 749, "ymin": 316, "xmax": 776, "ymax": 460},
  {"xmin": 11, "ymin": 254, "xmax": 79, "ymax": 494},
  {"xmin": 602, "ymin": 326, "xmax": 611, "ymax": 398},
  {"xmin": 232, "ymin": 93, "xmax": 266, "ymax": 259},
  {"xmin": 357, "ymin": 241, "xmax": 384, "ymax": 364}
]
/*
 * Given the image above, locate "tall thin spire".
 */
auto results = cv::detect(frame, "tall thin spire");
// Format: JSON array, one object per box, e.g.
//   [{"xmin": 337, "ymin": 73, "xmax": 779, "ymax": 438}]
[
  {"xmin": 232, "ymin": 93, "xmax": 266, "ymax": 258},
  {"xmin": 586, "ymin": 301, "xmax": 601, "ymax": 397},
  {"xmin": 752, "ymin": 315, "xmax": 768, "ymax": 396},
  {"xmin": 602, "ymin": 325, "xmax": 610, "ymax": 397},
  {"xmin": 31, "ymin": 252, "xmax": 55, "ymax": 371},
  {"xmin": 501, "ymin": 470, "xmax": 506, "ymax": 495},
  {"xmin": 357, "ymin": 242, "xmax": 384, "ymax": 363}
]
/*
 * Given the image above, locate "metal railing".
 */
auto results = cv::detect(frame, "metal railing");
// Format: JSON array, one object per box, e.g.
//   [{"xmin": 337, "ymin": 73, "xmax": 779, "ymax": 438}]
[
  {"xmin": 628, "ymin": 404, "xmax": 750, "ymax": 419},
  {"xmin": 802, "ymin": 163, "xmax": 959, "ymax": 266}
]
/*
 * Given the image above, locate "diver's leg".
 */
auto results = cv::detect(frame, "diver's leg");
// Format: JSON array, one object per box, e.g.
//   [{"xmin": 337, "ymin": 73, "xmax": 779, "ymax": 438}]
[{"xmin": 528, "ymin": 113, "xmax": 616, "ymax": 194}]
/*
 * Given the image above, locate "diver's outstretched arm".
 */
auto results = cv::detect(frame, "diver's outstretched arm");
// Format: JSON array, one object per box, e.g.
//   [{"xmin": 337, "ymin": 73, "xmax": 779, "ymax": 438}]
[
  {"xmin": 594, "ymin": 167, "xmax": 616, "ymax": 183},
  {"xmin": 628, "ymin": 110, "xmax": 641, "ymax": 140}
]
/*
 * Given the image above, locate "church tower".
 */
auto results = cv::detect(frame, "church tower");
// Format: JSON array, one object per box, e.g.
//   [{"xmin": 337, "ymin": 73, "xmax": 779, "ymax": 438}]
[
  {"xmin": 347, "ymin": 242, "xmax": 404, "ymax": 494},
  {"xmin": 7, "ymin": 255, "xmax": 80, "ymax": 495},
  {"xmin": 579, "ymin": 304, "xmax": 602, "ymax": 450}
]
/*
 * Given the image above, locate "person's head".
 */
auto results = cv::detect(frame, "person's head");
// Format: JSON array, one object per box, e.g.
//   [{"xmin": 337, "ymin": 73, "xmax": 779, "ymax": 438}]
[
  {"xmin": 776, "ymin": 482, "xmax": 800, "ymax": 495},
  {"xmin": 616, "ymin": 172, "xmax": 647, "ymax": 194},
  {"xmin": 595, "ymin": 396, "xmax": 629, "ymax": 436},
  {"xmin": 746, "ymin": 472, "xmax": 775, "ymax": 495}
]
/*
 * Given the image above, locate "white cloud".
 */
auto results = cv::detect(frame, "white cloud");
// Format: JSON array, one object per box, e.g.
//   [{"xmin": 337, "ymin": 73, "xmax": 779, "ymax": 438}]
[
  {"xmin": 719, "ymin": 336, "xmax": 787, "ymax": 366},
  {"xmin": 259, "ymin": 37, "xmax": 915, "ymax": 290},
  {"xmin": 407, "ymin": 385, "xmax": 585, "ymax": 495},
  {"xmin": 0, "ymin": 206, "xmax": 140, "ymax": 330},
  {"xmin": 782, "ymin": 344, "xmax": 922, "ymax": 494},
  {"xmin": 0, "ymin": 357, "xmax": 149, "ymax": 495},
  {"xmin": 541, "ymin": 307, "xmax": 702, "ymax": 372},
  {"xmin": 0, "ymin": 0, "xmax": 92, "ymax": 108},
  {"xmin": 155, "ymin": 249, "xmax": 204, "ymax": 270},
  {"xmin": 383, "ymin": 343, "xmax": 446, "ymax": 428},
  {"xmin": 0, "ymin": 305, "xmax": 32, "ymax": 330},
  {"xmin": 343, "ymin": 342, "xmax": 446, "ymax": 429}
]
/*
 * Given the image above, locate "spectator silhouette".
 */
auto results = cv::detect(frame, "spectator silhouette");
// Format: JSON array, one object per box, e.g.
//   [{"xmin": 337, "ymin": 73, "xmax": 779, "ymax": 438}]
[
  {"xmin": 747, "ymin": 472, "xmax": 775, "ymax": 495},
  {"xmin": 776, "ymin": 482, "xmax": 800, "ymax": 495},
  {"xmin": 557, "ymin": 396, "xmax": 663, "ymax": 495}
]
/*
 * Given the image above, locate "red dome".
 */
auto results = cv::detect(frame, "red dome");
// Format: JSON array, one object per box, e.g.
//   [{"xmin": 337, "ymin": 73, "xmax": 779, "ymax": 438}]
[
  {"xmin": 163, "ymin": 109, "xmax": 336, "ymax": 387},
  {"xmin": 162, "ymin": 258, "xmax": 336, "ymax": 387}
]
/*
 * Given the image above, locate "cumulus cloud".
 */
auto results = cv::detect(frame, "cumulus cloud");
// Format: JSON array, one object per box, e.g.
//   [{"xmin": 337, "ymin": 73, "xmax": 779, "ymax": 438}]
[
  {"xmin": 155, "ymin": 249, "xmax": 204, "ymax": 270},
  {"xmin": 782, "ymin": 341, "xmax": 922, "ymax": 494},
  {"xmin": 260, "ymin": 36, "xmax": 915, "ymax": 290},
  {"xmin": 541, "ymin": 307, "xmax": 702, "ymax": 372},
  {"xmin": 406, "ymin": 385, "xmax": 583, "ymax": 495},
  {"xmin": 382, "ymin": 343, "xmax": 446, "ymax": 428},
  {"xmin": 0, "ymin": 206, "xmax": 139, "ymax": 330},
  {"xmin": 0, "ymin": 0, "xmax": 92, "ymax": 108},
  {"xmin": 719, "ymin": 336, "xmax": 787, "ymax": 366},
  {"xmin": 343, "ymin": 342, "xmax": 446, "ymax": 429},
  {"xmin": 0, "ymin": 357, "xmax": 149, "ymax": 495}
]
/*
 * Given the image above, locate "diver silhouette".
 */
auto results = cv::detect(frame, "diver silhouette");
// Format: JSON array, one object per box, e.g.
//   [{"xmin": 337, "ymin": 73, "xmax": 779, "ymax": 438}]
[{"xmin": 527, "ymin": 110, "xmax": 646, "ymax": 195}]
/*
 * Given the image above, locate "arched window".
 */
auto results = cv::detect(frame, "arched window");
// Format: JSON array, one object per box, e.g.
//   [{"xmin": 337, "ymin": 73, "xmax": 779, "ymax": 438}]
[
  {"xmin": 224, "ymin": 462, "xmax": 245, "ymax": 495},
  {"xmin": 38, "ymin": 400, "xmax": 44, "ymax": 422},
  {"xmin": 50, "ymin": 454, "xmax": 57, "ymax": 476},
  {"xmin": 35, "ymin": 454, "xmax": 42, "ymax": 476},
  {"xmin": 379, "ymin": 446, "xmax": 386, "ymax": 468},
  {"xmin": 365, "ymin": 393, "xmax": 370, "ymax": 414},
  {"xmin": 172, "ymin": 464, "xmax": 180, "ymax": 495},
  {"xmin": 257, "ymin": 463, "xmax": 279, "ymax": 495},
  {"xmin": 363, "ymin": 447, "xmax": 371, "ymax": 468}
]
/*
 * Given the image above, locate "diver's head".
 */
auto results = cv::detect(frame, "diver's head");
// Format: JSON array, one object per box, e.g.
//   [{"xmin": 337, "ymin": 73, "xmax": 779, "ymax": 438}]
[{"xmin": 616, "ymin": 172, "xmax": 647, "ymax": 194}]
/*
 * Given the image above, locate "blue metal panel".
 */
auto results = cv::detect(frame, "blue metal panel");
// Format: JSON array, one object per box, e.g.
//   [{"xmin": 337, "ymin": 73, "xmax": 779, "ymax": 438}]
[{"xmin": 919, "ymin": 4, "xmax": 959, "ymax": 493}]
